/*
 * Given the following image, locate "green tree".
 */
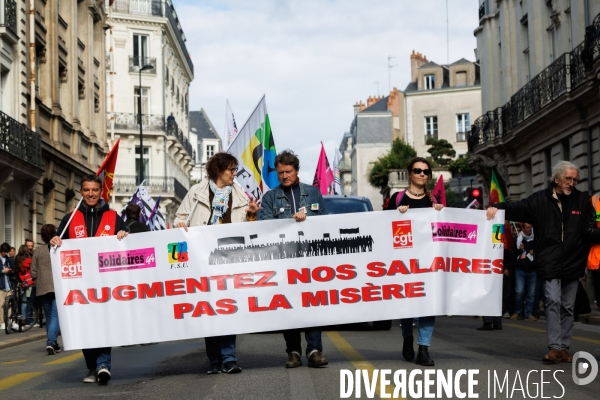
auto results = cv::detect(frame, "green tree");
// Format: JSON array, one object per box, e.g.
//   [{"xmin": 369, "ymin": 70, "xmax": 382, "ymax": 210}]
[
  {"xmin": 426, "ymin": 138, "xmax": 456, "ymax": 166},
  {"xmin": 368, "ymin": 139, "xmax": 417, "ymax": 189},
  {"xmin": 447, "ymin": 153, "xmax": 475, "ymax": 174}
]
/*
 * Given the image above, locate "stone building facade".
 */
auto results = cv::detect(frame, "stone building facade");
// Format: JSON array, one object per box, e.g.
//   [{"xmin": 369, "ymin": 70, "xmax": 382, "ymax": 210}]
[
  {"xmin": 189, "ymin": 109, "xmax": 222, "ymax": 183},
  {"xmin": 108, "ymin": 0, "xmax": 195, "ymax": 225},
  {"xmin": 471, "ymin": 0, "xmax": 600, "ymax": 202},
  {"xmin": 1, "ymin": 0, "xmax": 108, "ymax": 246}
]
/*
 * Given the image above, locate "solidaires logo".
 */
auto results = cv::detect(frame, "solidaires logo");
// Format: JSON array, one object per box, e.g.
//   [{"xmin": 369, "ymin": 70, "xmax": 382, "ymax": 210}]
[
  {"xmin": 492, "ymin": 224, "xmax": 504, "ymax": 244},
  {"xmin": 168, "ymin": 242, "xmax": 189, "ymax": 264}
]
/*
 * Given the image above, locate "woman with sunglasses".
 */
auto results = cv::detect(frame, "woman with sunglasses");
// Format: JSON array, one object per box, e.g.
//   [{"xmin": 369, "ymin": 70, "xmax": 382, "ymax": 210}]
[
  {"xmin": 175, "ymin": 152, "xmax": 259, "ymax": 375},
  {"xmin": 385, "ymin": 157, "xmax": 443, "ymax": 366}
]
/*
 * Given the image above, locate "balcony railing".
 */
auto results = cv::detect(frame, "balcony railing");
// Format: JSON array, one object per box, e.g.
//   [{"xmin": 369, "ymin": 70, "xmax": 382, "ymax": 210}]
[
  {"xmin": 108, "ymin": 113, "xmax": 195, "ymax": 161},
  {"xmin": 113, "ymin": 0, "xmax": 162, "ymax": 16},
  {"xmin": 469, "ymin": 12, "xmax": 600, "ymax": 151},
  {"xmin": 478, "ymin": 1, "xmax": 488, "ymax": 20},
  {"xmin": 129, "ymin": 56, "xmax": 157, "ymax": 73},
  {"xmin": 113, "ymin": 175, "xmax": 189, "ymax": 200},
  {"xmin": 0, "ymin": 0, "xmax": 17, "ymax": 35},
  {"xmin": 0, "ymin": 110, "xmax": 42, "ymax": 168},
  {"xmin": 164, "ymin": 1, "xmax": 194, "ymax": 74}
]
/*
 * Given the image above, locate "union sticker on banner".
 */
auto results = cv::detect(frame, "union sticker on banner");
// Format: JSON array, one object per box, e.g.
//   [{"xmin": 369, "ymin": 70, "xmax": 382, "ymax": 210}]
[
  {"xmin": 98, "ymin": 248, "xmax": 157, "ymax": 272},
  {"xmin": 60, "ymin": 250, "xmax": 83, "ymax": 279},
  {"xmin": 431, "ymin": 222, "xmax": 477, "ymax": 244},
  {"xmin": 392, "ymin": 220, "xmax": 413, "ymax": 249}
]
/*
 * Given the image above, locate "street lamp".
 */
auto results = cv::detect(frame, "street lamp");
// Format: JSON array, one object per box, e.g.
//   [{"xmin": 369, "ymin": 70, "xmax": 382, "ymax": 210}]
[{"xmin": 138, "ymin": 63, "xmax": 154, "ymax": 185}]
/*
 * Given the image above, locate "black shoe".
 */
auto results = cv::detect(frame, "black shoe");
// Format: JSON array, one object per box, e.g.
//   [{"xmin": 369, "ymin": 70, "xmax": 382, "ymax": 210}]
[
  {"xmin": 222, "ymin": 361, "xmax": 242, "ymax": 374},
  {"xmin": 46, "ymin": 343, "xmax": 61, "ymax": 355},
  {"xmin": 207, "ymin": 363, "xmax": 222, "ymax": 374},
  {"xmin": 416, "ymin": 345, "xmax": 434, "ymax": 366},
  {"xmin": 402, "ymin": 335, "xmax": 415, "ymax": 361},
  {"xmin": 97, "ymin": 367, "xmax": 111, "ymax": 385},
  {"xmin": 476, "ymin": 323, "xmax": 493, "ymax": 331}
]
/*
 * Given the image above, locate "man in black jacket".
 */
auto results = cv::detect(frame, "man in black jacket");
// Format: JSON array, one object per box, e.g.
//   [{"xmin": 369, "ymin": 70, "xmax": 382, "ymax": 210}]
[
  {"xmin": 50, "ymin": 175, "xmax": 128, "ymax": 385},
  {"xmin": 487, "ymin": 161, "xmax": 600, "ymax": 363},
  {"xmin": 124, "ymin": 204, "xmax": 150, "ymax": 234}
]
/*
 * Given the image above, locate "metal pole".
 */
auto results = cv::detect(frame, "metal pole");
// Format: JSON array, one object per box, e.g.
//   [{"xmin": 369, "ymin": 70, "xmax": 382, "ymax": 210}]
[{"xmin": 139, "ymin": 69, "xmax": 143, "ymax": 185}]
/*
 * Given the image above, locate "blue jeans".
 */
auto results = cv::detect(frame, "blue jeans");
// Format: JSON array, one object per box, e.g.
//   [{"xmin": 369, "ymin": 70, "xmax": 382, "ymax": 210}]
[
  {"xmin": 205, "ymin": 335, "xmax": 237, "ymax": 364},
  {"xmin": 515, "ymin": 269, "xmax": 537, "ymax": 317},
  {"xmin": 82, "ymin": 348, "xmax": 112, "ymax": 372},
  {"xmin": 284, "ymin": 328, "xmax": 322, "ymax": 355},
  {"xmin": 40, "ymin": 294, "xmax": 59, "ymax": 346},
  {"xmin": 401, "ymin": 316, "xmax": 435, "ymax": 346}
]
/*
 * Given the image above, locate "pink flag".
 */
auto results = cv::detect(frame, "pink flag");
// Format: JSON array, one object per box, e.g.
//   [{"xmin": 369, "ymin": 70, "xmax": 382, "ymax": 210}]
[
  {"xmin": 312, "ymin": 142, "xmax": 334, "ymax": 195},
  {"xmin": 431, "ymin": 175, "xmax": 446, "ymax": 206}
]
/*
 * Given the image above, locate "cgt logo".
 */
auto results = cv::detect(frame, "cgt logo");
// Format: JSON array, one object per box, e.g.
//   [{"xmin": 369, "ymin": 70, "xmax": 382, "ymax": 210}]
[
  {"xmin": 392, "ymin": 221, "xmax": 413, "ymax": 249},
  {"xmin": 492, "ymin": 224, "xmax": 504, "ymax": 244},
  {"xmin": 60, "ymin": 250, "xmax": 83, "ymax": 279},
  {"xmin": 168, "ymin": 242, "xmax": 189, "ymax": 264}
]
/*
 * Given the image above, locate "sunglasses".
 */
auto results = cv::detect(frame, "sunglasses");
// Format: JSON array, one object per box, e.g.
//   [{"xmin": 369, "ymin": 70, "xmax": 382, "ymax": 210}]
[{"xmin": 411, "ymin": 168, "xmax": 432, "ymax": 176}]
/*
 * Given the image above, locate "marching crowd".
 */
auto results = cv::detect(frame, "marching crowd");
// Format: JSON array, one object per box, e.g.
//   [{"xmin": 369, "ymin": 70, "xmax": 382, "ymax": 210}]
[{"xmin": 1, "ymin": 151, "xmax": 599, "ymax": 386}]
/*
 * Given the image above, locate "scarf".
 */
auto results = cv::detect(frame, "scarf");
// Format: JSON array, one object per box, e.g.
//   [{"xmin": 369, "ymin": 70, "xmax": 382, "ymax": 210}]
[
  {"xmin": 208, "ymin": 180, "xmax": 233, "ymax": 225},
  {"xmin": 516, "ymin": 229, "xmax": 534, "ymax": 250}
]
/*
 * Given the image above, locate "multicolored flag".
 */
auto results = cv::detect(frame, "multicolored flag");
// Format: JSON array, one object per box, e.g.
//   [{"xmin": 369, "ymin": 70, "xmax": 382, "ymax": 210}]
[
  {"xmin": 431, "ymin": 174, "xmax": 446, "ymax": 206},
  {"xmin": 122, "ymin": 183, "xmax": 166, "ymax": 230},
  {"xmin": 227, "ymin": 95, "xmax": 277, "ymax": 199},
  {"xmin": 313, "ymin": 142, "xmax": 334, "ymax": 195},
  {"xmin": 225, "ymin": 99, "xmax": 239, "ymax": 146},
  {"xmin": 96, "ymin": 139, "xmax": 120, "ymax": 203},
  {"xmin": 490, "ymin": 170, "xmax": 506, "ymax": 204},
  {"xmin": 147, "ymin": 196, "xmax": 162, "ymax": 231},
  {"xmin": 331, "ymin": 148, "xmax": 343, "ymax": 195}
]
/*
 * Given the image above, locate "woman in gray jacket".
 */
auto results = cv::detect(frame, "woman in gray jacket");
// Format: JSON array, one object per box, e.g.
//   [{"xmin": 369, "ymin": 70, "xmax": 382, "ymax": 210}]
[{"xmin": 31, "ymin": 224, "xmax": 60, "ymax": 355}]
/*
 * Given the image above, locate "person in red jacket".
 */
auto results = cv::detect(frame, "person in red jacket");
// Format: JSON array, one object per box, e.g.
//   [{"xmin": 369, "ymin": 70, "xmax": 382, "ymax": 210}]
[{"xmin": 50, "ymin": 174, "xmax": 128, "ymax": 385}]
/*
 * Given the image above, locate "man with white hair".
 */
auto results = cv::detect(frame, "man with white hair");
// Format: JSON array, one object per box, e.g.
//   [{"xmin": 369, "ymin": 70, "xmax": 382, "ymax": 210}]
[{"xmin": 487, "ymin": 161, "xmax": 600, "ymax": 363}]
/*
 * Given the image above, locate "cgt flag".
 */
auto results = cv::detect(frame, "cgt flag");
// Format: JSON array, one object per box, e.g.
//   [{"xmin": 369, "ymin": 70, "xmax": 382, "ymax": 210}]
[
  {"xmin": 313, "ymin": 142, "xmax": 334, "ymax": 195},
  {"xmin": 431, "ymin": 174, "xmax": 447, "ymax": 207},
  {"xmin": 227, "ymin": 95, "xmax": 278, "ymax": 200},
  {"xmin": 96, "ymin": 139, "xmax": 120, "ymax": 203}
]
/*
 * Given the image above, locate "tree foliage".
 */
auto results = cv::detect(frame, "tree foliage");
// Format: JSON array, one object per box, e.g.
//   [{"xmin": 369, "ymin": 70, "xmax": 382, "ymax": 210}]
[
  {"xmin": 447, "ymin": 153, "xmax": 475, "ymax": 174},
  {"xmin": 426, "ymin": 138, "xmax": 456, "ymax": 166},
  {"xmin": 368, "ymin": 139, "xmax": 417, "ymax": 189}
]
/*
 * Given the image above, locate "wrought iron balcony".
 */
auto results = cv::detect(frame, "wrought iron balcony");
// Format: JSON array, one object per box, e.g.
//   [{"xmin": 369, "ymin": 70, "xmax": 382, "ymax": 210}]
[
  {"xmin": 0, "ymin": 0, "xmax": 17, "ymax": 35},
  {"xmin": 478, "ymin": 1, "xmax": 487, "ymax": 20},
  {"xmin": 469, "ymin": 12, "xmax": 600, "ymax": 151},
  {"xmin": 0, "ymin": 110, "xmax": 42, "ymax": 168},
  {"xmin": 111, "ymin": 112, "xmax": 165, "ymax": 131},
  {"xmin": 129, "ymin": 56, "xmax": 157, "ymax": 73},
  {"xmin": 113, "ymin": 175, "xmax": 189, "ymax": 200},
  {"xmin": 112, "ymin": 0, "xmax": 162, "ymax": 16},
  {"xmin": 164, "ymin": 1, "xmax": 194, "ymax": 74},
  {"xmin": 166, "ymin": 122, "xmax": 196, "ymax": 161}
]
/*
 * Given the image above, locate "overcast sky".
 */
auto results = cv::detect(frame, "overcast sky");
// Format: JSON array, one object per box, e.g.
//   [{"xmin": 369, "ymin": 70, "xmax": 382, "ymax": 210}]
[{"xmin": 174, "ymin": 0, "xmax": 480, "ymax": 182}]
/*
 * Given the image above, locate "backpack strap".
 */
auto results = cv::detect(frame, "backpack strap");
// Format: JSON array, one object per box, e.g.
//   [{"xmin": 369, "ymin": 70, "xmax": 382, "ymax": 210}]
[{"xmin": 395, "ymin": 190, "xmax": 406, "ymax": 208}]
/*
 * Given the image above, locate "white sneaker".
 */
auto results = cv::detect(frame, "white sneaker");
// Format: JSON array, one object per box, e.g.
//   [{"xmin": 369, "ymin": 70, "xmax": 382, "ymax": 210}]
[
  {"xmin": 83, "ymin": 370, "xmax": 97, "ymax": 383},
  {"xmin": 0, "ymin": 323, "xmax": 5, "ymax": 329},
  {"xmin": 11, "ymin": 323, "xmax": 19, "ymax": 330}
]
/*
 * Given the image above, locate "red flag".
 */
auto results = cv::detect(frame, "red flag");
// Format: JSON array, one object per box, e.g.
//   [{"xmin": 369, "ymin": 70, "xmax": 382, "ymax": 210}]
[
  {"xmin": 431, "ymin": 174, "xmax": 446, "ymax": 206},
  {"xmin": 312, "ymin": 142, "xmax": 334, "ymax": 195},
  {"xmin": 96, "ymin": 139, "xmax": 120, "ymax": 203}
]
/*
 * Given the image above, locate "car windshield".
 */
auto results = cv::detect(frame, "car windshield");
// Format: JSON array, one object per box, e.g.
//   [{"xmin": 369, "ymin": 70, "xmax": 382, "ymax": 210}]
[{"xmin": 324, "ymin": 198, "xmax": 370, "ymax": 214}]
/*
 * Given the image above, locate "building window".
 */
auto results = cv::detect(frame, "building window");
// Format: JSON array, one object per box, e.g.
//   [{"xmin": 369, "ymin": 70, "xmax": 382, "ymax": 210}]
[
  {"xmin": 456, "ymin": 113, "xmax": 470, "ymax": 141},
  {"xmin": 134, "ymin": 87, "xmax": 149, "ymax": 116},
  {"xmin": 0, "ymin": 69, "xmax": 8, "ymax": 115},
  {"xmin": 135, "ymin": 146, "xmax": 150, "ymax": 180},
  {"xmin": 133, "ymin": 34, "xmax": 148, "ymax": 67},
  {"xmin": 424, "ymin": 116, "xmax": 438, "ymax": 142},
  {"xmin": 424, "ymin": 74, "xmax": 435, "ymax": 90},
  {"xmin": 3, "ymin": 198, "xmax": 13, "ymax": 245},
  {"xmin": 455, "ymin": 72, "xmax": 467, "ymax": 86},
  {"xmin": 206, "ymin": 145, "xmax": 215, "ymax": 160}
]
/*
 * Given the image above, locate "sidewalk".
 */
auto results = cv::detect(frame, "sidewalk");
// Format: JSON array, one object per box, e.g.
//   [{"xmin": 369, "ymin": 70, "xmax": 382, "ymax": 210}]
[
  {"xmin": 0, "ymin": 325, "xmax": 47, "ymax": 351},
  {"xmin": 577, "ymin": 302, "xmax": 600, "ymax": 326}
]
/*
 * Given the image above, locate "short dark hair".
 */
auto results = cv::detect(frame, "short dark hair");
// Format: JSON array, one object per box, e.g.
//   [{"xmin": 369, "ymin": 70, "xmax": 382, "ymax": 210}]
[
  {"xmin": 125, "ymin": 204, "xmax": 142, "ymax": 220},
  {"xmin": 0, "ymin": 242, "xmax": 10, "ymax": 253},
  {"xmin": 40, "ymin": 224, "xmax": 57, "ymax": 244},
  {"xmin": 25, "ymin": 239, "xmax": 33, "ymax": 244},
  {"xmin": 205, "ymin": 152, "xmax": 238, "ymax": 181},
  {"xmin": 80, "ymin": 174, "xmax": 102, "ymax": 189},
  {"xmin": 274, "ymin": 150, "xmax": 300, "ymax": 171},
  {"xmin": 9, "ymin": 247, "xmax": 15, "ymax": 251}
]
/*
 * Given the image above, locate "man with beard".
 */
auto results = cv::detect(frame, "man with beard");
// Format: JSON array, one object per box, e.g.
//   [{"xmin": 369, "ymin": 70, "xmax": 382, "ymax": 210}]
[
  {"xmin": 487, "ymin": 161, "xmax": 600, "ymax": 363},
  {"xmin": 50, "ymin": 174, "xmax": 128, "ymax": 384}
]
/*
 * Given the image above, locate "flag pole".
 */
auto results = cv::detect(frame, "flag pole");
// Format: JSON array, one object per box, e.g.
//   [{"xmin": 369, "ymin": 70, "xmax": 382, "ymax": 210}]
[
  {"xmin": 184, "ymin": 198, "xmax": 200, "ymax": 226},
  {"xmin": 58, "ymin": 198, "xmax": 83, "ymax": 240}
]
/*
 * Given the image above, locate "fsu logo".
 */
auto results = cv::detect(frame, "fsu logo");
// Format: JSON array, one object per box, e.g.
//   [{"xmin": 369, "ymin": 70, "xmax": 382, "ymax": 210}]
[
  {"xmin": 61, "ymin": 250, "xmax": 83, "ymax": 279},
  {"xmin": 392, "ymin": 220, "xmax": 413, "ymax": 249},
  {"xmin": 168, "ymin": 242, "xmax": 189, "ymax": 264},
  {"xmin": 74, "ymin": 225, "xmax": 86, "ymax": 238},
  {"xmin": 492, "ymin": 224, "xmax": 504, "ymax": 244}
]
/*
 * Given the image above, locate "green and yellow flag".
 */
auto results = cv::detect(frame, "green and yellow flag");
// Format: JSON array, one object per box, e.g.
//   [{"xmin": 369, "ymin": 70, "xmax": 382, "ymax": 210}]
[{"xmin": 489, "ymin": 170, "xmax": 505, "ymax": 204}]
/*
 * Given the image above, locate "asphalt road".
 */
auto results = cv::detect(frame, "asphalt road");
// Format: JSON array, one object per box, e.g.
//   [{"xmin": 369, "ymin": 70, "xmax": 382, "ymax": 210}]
[{"xmin": 0, "ymin": 317, "xmax": 599, "ymax": 399}]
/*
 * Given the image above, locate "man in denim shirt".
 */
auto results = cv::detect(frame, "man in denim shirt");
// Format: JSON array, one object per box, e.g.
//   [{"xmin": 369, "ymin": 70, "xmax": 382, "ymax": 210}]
[{"xmin": 260, "ymin": 150, "xmax": 328, "ymax": 369}]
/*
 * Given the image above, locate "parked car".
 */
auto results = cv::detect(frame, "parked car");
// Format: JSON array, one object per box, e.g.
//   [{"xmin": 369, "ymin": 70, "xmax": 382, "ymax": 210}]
[{"xmin": 322, "ymin": 195, "xmax": 393, "ymax": 330}]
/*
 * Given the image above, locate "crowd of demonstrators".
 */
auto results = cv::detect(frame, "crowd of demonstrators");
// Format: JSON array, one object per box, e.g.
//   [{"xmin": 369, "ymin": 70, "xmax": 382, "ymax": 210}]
[
  {"xmin": 175, "ymin": 152, "xmax": 259, "ymax": 375},
  {"xmin": 261, "ymin": 150, "xmax": 330, "ymax": 370},
  {"xmin": 0, "ymin": 242, "xmax": 18, "ymax": 330},
  {"xmin": 385, "ymin": 157, "xmax": 444, "ymax": 366},
  {"xmin": 31, "ymin": 224, "xmax": 60, "ymax": 354},
  {"xmin": 50, "ymin": 174, "xmax": 129, "ymax": 385},
  {"xmin": 487, "ymin": 161, "xmax": 600, "ymax": 363}
]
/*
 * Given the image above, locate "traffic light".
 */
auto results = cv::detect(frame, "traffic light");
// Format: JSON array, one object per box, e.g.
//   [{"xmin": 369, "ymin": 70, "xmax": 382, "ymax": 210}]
[{"xmin": 466, "ymin": 187, "xmax": 484, "ymax": 208}]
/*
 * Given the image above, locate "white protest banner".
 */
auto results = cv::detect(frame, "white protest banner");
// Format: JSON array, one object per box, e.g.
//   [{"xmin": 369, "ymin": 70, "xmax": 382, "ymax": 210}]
[{"xmin": 51, "ymin": 208, "xmax": 505, "ymax": 350}]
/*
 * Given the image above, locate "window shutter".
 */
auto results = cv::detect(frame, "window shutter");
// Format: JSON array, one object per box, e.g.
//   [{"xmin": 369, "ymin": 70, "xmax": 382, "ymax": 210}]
[{"xmin": 4, "ymin": 199, "xmax": 13, "ymax": 245}]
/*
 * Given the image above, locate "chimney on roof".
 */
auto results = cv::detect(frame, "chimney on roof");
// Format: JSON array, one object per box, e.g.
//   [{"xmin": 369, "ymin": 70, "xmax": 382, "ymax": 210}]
[
  {"xmin": 410, "ymin": 50, "xmax": 428, "ymax": 83},
  {"xmin": 353, "ymin": 101, "xmax": 365, "ymax": 116}
]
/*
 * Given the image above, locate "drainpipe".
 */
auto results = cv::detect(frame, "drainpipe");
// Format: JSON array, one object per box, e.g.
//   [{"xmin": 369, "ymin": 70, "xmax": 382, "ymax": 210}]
[{"xmin": 29, "ymin": 0, "xmax": 37, "ymax": 242}]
